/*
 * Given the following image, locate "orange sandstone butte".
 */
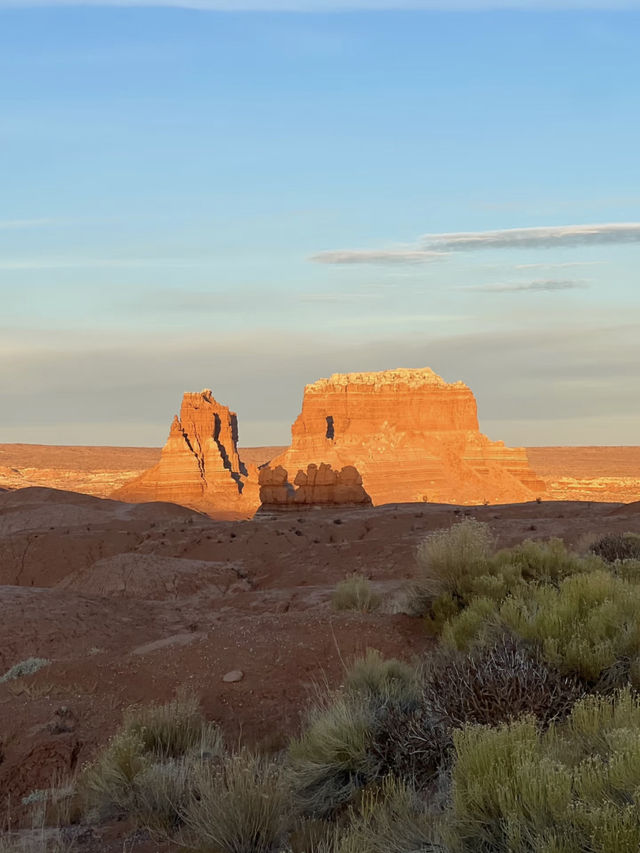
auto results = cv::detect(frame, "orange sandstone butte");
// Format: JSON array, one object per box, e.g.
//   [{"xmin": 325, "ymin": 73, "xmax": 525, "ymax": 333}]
[
  {"xmin": 270, "ymin": 367, "xmax": 547, "ymax": 506},
  {"xmin": 113, "ymin": 389, "xmax": 260, "ymax": 514},
  {"xmin": 114, "ymin": 368, "xmax": 547, "ymax": 513}
]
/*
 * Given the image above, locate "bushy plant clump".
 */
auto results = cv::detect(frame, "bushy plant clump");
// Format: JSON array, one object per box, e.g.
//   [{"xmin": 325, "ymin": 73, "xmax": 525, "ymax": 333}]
[
  {"xmin": 414, "ymin": 519, "xmax": 604, "ymax": 633},
  {"xmin": 82, "ymin": 691, "xmax": 223, "ymax": 830},
  {"xmin": 442, "ymin": 570, "xmax": 640, "ymax": 687},
  {"xmin": 590, "ymin": 532, "xmax": 640, "ymax": 564},
  {"xmin": 183, "ymin": 750, "xmax": 291, "ymax": 853},
  {"xmin": 343, "ymin": 649, "xmax": 420, "ymax": 705},
  {"xmin": 422, "ymin": 637, "xmax": 584, "ymax": 728},
  {"xmin": 338, "ymin": 777, "xmax": 445, "ymax": 853},
  {"xmin": 289, "ymin": 640, "xmax": 584, "ymax": 818},
  {"xmin": 450, "ymin": 688, "xmax": 640, "ymax": 853},
  {"xmin": 332, "ymin": 573, "xmax": 381, "ymax": 613},
  {"xmin": 0, "ymin": 657, "xmax": 50, "ymax": 683}
]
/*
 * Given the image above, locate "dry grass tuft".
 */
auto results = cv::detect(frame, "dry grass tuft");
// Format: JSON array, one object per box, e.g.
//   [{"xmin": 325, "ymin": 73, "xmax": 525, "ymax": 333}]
[
  {"xmin": 332, "ymin": 574, "xmax": 381, "ymax": 613},
  {"xmin": 182, "ymin": 750, "xmax": 290, "ymax": 853}
]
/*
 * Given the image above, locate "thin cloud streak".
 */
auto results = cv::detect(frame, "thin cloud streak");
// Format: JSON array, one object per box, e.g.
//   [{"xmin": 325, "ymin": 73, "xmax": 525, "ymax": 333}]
[
  {"xmin": 422, "ymin": 223, "xmax": 640, "ymax": 251},
  {"xmin": 513, "ymin": 261, "xmax": 602, "ymax": 270},
  {"xmin": 462, "ymin": 279, "xmax": 590, "ymax": 293},
  {"xmin": 313, "ymin": 223, "xmax": 640, "ymax": 266},
  {"xmin": 309, "ymin": 249, "xmax": 448, "ymax": 265}
]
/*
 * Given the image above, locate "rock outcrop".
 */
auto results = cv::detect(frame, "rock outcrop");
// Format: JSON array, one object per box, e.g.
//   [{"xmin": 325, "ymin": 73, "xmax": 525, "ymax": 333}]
[
  {"xmin": 258, "ymin": 463, "xmax": 372, "ymax": 511},
  {"xmin": 113, "ymin": 390, "xmax": 260, "ymax": 514},
  {"xmin": 271, "ymin": 368, "xmax": 547, "ymax": 506}
]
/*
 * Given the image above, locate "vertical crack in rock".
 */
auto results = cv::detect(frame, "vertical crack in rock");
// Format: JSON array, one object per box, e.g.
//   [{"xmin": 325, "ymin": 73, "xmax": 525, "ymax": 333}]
[{"xmin": 112, "ymin": 389, "xmax": 260, "ymax": 512}]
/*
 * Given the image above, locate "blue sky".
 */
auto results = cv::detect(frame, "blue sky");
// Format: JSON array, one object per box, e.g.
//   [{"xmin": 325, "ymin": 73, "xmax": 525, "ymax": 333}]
[{"xmin": 1, "ymin": 2, "xmax": 639, "ymax": 447}]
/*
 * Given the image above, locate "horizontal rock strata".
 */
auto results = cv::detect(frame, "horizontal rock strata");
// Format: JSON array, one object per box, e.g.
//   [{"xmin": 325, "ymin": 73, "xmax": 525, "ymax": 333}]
[
  {"xmin": 113, "ymin": 390, "xmax": 260, "ymax": 513},
  {"xmin": 271, "ymin": 368, "xmax": 547, "ymax": 506}
]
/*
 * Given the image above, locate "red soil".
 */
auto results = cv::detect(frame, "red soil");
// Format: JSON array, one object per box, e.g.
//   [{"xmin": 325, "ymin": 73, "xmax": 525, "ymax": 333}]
[{"xmin": 1, "ymin": 483, "xmax": 639, "ymax": 838}]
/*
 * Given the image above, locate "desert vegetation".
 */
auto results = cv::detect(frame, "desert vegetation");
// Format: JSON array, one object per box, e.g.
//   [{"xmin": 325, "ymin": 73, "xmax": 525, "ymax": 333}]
[
  {"xmin": 7, "ymin": 518, "xmax": 640, "ymax": 852},
  {"xmin": 332, "ymin": 573, "xmax": 381, "ymax": 613}
]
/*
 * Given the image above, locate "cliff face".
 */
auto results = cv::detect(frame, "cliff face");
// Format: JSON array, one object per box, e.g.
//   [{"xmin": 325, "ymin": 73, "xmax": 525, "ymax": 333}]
[
  {"xmin": 113, "ymin": 390, "xmax": 260, "ymax": 514},
  {"xmin": 271, "ymin": 368, "xmax": 547, "ymax": 506},
  {"xmin": 258, "ymin": 463, "xmax": 372, "ymax": 511}
]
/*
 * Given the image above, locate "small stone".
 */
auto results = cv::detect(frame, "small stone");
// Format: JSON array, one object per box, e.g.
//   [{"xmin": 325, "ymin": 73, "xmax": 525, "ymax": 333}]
[{"xmin": 222, "ymin": 670, "xmax": 244, "ymax": 683}]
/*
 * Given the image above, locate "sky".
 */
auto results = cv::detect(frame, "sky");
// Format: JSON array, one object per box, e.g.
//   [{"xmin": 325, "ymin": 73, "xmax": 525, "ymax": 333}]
[{"xmin": 1, "ymin": 2, "xmax": 639, "ymax": 448}]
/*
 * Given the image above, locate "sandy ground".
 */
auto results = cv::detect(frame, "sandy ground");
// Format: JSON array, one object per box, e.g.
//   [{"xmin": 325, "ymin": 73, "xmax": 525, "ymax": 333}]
[{"xmin": 1, "ymin": 484, "xmax": 639, "ymax": 841}]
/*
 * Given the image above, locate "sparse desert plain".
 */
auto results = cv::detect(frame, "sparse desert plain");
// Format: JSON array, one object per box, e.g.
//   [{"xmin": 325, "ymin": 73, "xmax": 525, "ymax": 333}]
[
  {"xmin": 1, "ymin": 486, "xmax": 639, "ymax": 844},
  {"xmin": 2, "ymin": 442, "xmax": 640, "ymax": 504}
]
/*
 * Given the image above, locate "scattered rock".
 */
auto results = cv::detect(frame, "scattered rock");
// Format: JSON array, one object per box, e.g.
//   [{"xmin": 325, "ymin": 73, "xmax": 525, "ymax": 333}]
[{"xmin": 222, "ymin": 670, "xmax": 244, "ymax": 683}]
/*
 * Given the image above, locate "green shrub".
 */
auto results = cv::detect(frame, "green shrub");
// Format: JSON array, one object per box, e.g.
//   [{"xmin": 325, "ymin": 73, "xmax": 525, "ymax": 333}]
[
  {"xmin": 368, "ymin": 640, "xmax": 581, "ymax": 795},
  {"xmin": 414, "ymin": 518, "xmax": 494, "ymax": 605},
  {"xmin": 494, "ymin": 536, "xmax": 604, "ymax": 583},
  {"xmin": 288, "ymin": 649, "xmax": 431, "ymax": 815},
  {"xmin": 332, "ymin": 574, "xmax": 381, "ymax": 613},
  {"xmin": 131, "ymin": 759, "xmax": 195, "ymax": 836},
  {"xmin": 590, "ymin": 533, "xmax": 640, "ymax": 564},
  {"xmin": 121, "ymin": 691, "xmax": 219, "ymax": 760},
  {"xmin": 343, "ymin": 649, "xmax": 419, "ymax": 706},
  {"xmin": 413, "ymin": 522, "xmax": 602, "ymax": 625},
  {"xmin": 289, "ymin": 779, "xmax": 444, "ymax": 853},
  {"xmin": 288, "ymin": 694, "xmax": 379, "ymax": 816},
  {"xmin": 82, "ymin": 692, "xmax": 223, "ymax": 823},
  {"xmin": 442, "ymin": 571, "xmax": 640, "ymax": 687},
  {"xmin": 340, "ymin": 776, "xmax": 445, "ymax": 853},
  {"xmin": 0, "ymin": 657, "xmax": 50, "ymax": 683},
  {"xmin": 287, "ymin": 819, "xmax": 345, "ymax": 853},
  {"xmin": 615, "ymin": 559, "xmax": 640, "ymax": 582},
  {"xmin": 448, "ymin": 688, "xmax": 640, "ymax": 853},
  {"xmin": 183, "ymin": 750, "xmax": 290, "ymax": 853}
]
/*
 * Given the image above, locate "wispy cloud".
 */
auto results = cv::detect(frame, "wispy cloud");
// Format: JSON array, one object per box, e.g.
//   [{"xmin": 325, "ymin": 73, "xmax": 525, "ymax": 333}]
[
  {"xmin": 309, "ymin": 249, "xmax": 447, "ymax": 265},
  {"xmin": 421, "ymin": 223, "xmax": 640, "ymax": 251},
  {"xmin": 462, "ymin": 279, "xmax": 590, "ymax": 293},
  {"xmin": 513, "ymin": 261, "xmax": 602, "ymax": 270},
  {"xmin": 4, "ymin": 0, "xmax": 640, "ymax": 8},
  {"xmin": 312, "ymin": 222, "xmax": 640, "ymax": 266}
]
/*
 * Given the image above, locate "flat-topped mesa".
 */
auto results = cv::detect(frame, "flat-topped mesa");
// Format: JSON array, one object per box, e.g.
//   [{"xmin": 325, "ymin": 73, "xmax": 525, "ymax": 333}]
[
  {"xmin": 271, "ymin": 367, "xmax": 547, "ymax": 506},
  {"xmin": 258, "ymin": 463, "xmax": 372, "ymax": 511},
  {"xmin": 112, "ymin": 389, "xmax": 260, "ymax": 514}
]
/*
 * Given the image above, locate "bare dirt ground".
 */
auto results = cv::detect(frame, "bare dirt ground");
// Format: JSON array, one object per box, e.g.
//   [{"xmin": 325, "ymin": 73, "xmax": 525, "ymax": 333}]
[
  {"xmin": 1, "ymin": 444, "xmax": 639, "ymax": 503},
  {"xmin": 1, "ymin": 483, "xmax": 639, "ymax": 840}
]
